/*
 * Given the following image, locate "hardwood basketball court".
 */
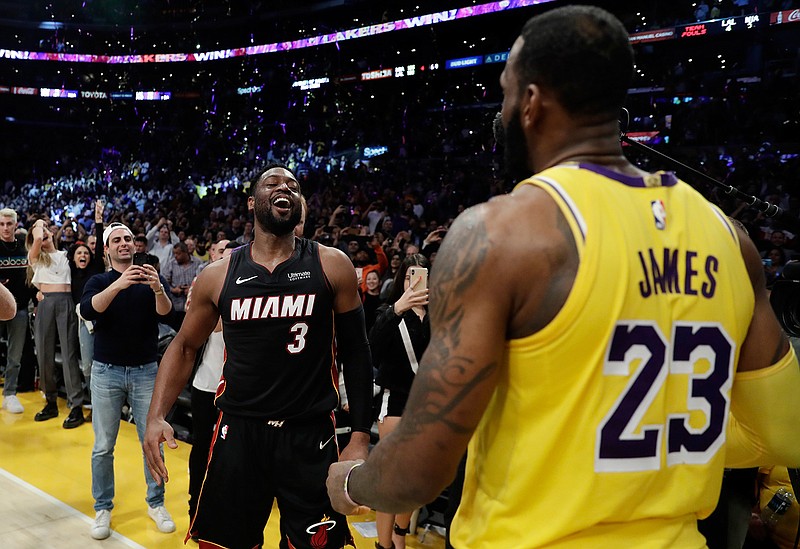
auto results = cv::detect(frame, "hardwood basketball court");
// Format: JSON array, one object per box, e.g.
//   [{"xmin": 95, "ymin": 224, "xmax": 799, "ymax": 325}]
[{"xmin": 0, "ymin": 390, "xmax": 444, "ymax": 548}]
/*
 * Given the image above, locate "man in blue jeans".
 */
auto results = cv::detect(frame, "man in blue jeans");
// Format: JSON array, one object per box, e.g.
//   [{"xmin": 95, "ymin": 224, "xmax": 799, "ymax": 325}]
[
  {"xmin": 80, "ymin": 222, "xmax": 175, "ymax": 540},
  {"xmin": 0, "ymin": 208, "xmax": 32, "ymax": 415}
]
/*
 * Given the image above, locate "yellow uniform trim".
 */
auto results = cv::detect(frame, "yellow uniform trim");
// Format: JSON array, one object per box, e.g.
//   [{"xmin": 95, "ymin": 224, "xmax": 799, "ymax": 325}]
[{"xmin": 726, "ymin": 346, "xmax": 800, "ymax": 468}]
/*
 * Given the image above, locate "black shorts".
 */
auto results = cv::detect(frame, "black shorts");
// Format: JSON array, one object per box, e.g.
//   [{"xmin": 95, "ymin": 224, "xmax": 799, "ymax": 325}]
[{"xmin": 188, "ymin": 411, "xmax": 354, "ymax": 549}]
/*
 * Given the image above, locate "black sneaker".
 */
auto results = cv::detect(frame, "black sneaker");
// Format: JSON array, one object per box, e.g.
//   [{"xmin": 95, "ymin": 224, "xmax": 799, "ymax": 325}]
[
  {"xmin": 34, "ymin": 401, "xmax": 59, "ymax": 422},
  {"xmin": 63, "ymin": 406, "xmax": 85, "ymax": 429}
]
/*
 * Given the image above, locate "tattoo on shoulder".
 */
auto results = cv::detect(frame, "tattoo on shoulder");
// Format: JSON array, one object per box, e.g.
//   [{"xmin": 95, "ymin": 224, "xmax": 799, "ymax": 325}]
[
  {"xmin": 398, "ymin": 339, "xmax": 497, "ymax": 438},
  {"xmin": 428, "ymin": 208, "xmax": 489, "ymax": 313},
  {"xmin": 395, "ymin": 210, "xmax": 498, "ymax": 438}
]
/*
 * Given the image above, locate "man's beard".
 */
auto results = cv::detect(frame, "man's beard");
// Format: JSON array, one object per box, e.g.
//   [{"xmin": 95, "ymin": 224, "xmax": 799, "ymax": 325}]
[
  {"xmin": 503, "ymin": 108, "xmax": 533, "ymax": 183},
  {"xmin": 255, "ymin": 199, "xmax": 302, "ymax": 237}
]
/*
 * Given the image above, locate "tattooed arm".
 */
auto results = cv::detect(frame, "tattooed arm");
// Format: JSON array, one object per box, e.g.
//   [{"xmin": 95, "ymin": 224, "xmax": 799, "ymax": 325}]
[{"xmin": 327, "ymin": 185, "xmax": 579, "ymax": 513}]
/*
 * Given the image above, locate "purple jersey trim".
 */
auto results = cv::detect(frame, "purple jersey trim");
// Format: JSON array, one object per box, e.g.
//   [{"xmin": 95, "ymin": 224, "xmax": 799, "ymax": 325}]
[
  {"xmin": 578, "ymin": 162, "xmax": 679, "ymax": 188},
  {"xmin": 711, "ymin": 207, "xmax": 736, "ymax": 241}
]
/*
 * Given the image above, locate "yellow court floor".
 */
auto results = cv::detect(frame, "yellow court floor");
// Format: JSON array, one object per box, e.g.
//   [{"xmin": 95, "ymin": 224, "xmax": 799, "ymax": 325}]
[{"xmin": 0, "ymin": 390, "xmax": 445, "ymax": 549}]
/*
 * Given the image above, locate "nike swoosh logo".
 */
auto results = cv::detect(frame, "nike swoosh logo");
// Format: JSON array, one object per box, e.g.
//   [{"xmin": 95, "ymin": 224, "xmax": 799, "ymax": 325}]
[
  {"xmin": 235, "ymin": 275, "xmax": 257, "ymax": 285},
  {"xmin": 319, "ymin": 435, "xmax": 335, "ymax": 450}
]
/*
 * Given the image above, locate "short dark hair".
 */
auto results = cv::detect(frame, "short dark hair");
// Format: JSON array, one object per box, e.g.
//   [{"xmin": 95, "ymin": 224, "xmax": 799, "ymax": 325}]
[
  {"xmin": 250, "ymin": 163, "xmax": 299, "ymax": 196},
  {"xmin": 516, "ymin": 6, "xmax": 633, "ymax": 118},
  {"xmin": 67, "ymin": 241, "xmax": 92, "ymax": 262},
  {"xmin": 173, "ymin": 242, "xmax": 188, "ymax": 253},
  {"xmin": 134, "ymin": 235, "xmax": 148, "ymax": 244}
]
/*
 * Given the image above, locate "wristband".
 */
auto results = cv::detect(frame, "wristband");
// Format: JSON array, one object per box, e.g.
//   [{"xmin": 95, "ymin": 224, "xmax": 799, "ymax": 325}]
[{"xmin": 343, "ymin": 462, "xmax": 363, "ymax": 507}]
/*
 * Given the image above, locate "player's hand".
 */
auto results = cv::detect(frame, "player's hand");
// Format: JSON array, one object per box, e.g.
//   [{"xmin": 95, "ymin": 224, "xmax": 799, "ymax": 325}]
[
  {"xmin": 143, "ymin": 418, "xmax": 177, "ymax": 486},
  {"xmin": 339, "ymin": 431, "xmax": 369, "ymax": 463},
  {"xmin": 326, "ymin": 460, "xmax": 371, "ymax": 516}
]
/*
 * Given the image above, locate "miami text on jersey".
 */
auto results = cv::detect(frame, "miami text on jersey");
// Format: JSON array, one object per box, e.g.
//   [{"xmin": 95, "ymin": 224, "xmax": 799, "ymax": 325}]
[{"xmin": 230, "ymin": 294, "xmax": 317, "ymax": 321}]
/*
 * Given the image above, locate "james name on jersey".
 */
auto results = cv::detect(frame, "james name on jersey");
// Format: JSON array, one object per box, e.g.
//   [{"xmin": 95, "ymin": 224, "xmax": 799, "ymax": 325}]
[
  {"xmin": 229, "ymin": 294, "xmax": 317, "ymax": 321},
  {"xmin": 637, "ymin": 247, "xmax": 718, "ymax": 299}
]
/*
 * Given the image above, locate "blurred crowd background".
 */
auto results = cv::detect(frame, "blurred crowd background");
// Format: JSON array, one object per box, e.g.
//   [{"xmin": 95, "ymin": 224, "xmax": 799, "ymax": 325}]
[{"xmin": 0, "ymin": 1, "xmax": 797, "ymax": 281}]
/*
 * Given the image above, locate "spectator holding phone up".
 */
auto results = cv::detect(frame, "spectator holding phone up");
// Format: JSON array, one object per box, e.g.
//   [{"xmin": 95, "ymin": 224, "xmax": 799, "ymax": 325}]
[{"xmin": 368, "ymin": 254, "xmax": 430, "ymax": 549}]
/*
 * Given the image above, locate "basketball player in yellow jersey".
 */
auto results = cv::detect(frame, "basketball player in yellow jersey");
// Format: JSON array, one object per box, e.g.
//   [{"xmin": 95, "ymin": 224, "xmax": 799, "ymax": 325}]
[{"xmin": 327, "ymin": 5, "xmax": 800, "ymax": 548}]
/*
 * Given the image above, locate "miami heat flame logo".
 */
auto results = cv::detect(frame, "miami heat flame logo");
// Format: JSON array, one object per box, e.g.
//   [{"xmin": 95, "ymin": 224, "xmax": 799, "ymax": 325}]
[{"xmin": 306, "ymin": 516, "xmax": 336, "ymax": 549}]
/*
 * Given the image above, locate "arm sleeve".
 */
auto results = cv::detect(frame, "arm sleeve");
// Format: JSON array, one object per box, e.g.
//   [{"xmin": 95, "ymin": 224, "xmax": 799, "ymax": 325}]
[
  {"xmin": 726, "ymin": 346, "xmax": 800, "ymax": 468},
  {"xmin": 335, "ymin": 306, "xmax": 374, "ymax": 434}
]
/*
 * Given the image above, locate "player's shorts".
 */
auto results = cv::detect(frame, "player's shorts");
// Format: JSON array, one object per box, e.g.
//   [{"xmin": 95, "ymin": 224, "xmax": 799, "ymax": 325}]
[
  {"xmin": 188, "ymin": 411, "xmax": 354, "ymax": 549},
  {"xmin": 377, "ymin": 388, "xmax": 409, "ymax": 422}
]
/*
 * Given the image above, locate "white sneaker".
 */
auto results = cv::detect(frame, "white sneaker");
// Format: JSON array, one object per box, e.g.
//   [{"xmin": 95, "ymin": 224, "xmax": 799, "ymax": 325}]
[
  {"xmin": 148, "ymin": 505, "xmax": 176, "ymax": 533},
  {"xmin": 91, "ymin": 509, "xmax": 111, "ymax": 540},
  {"xmin": 2, "ymin": 395, "xmax": 24, "ymax": 414}
]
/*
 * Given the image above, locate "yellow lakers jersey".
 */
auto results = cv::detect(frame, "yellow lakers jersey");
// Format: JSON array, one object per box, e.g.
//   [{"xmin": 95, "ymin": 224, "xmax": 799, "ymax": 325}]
[{"xmin": 451, "ymin": 164, "xmax": 755, "ymax": 548}]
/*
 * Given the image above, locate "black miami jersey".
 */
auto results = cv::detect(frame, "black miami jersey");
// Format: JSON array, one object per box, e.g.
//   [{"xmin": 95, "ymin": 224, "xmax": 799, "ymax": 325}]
[{"xmin": 215, "ymin": 239, "xmax": 337, "ymax": 420}]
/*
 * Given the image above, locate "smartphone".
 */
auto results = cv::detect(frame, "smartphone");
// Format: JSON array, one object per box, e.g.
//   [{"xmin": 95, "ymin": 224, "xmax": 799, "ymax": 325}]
[
  {"xmin": 133, "ymin": 252, "xmax": 153, "ymax": 267},
  {"xmin": 408, "ymin": 267, "xmax": 428, "ymax": 291}
]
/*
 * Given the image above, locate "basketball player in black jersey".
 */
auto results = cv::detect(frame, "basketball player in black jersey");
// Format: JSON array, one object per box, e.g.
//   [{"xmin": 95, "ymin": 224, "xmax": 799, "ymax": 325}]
[{"xmin": 143, "ymin": 165, "xmax": 374, "ymax": 549}]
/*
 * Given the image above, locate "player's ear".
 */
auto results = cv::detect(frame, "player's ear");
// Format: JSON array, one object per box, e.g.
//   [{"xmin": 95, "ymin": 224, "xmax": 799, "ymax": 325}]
[{"xmin": 521, "ymin": 83, "xmax": 542, "ymax": 130}]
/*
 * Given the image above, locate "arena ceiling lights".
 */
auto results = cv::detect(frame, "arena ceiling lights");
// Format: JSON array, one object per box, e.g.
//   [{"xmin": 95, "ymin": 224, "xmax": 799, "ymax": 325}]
[{"xmin": 0, "ymin": 0, "xmax": 554, "ymax": 64}]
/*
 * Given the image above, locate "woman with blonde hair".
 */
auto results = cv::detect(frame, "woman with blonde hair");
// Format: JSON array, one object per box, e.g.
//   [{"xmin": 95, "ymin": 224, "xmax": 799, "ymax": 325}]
[{"xmin": 26, "ymin": 218, "xmax": 85, "ymax": 428}]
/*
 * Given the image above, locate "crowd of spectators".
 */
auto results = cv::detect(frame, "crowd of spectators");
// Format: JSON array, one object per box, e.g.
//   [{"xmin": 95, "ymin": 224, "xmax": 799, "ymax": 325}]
[
  {"xmin": 0, "ymin": 127, "xmax": 798, "ymax": 299},
  {"xmin": 0, "ymin": 134, "xmax": 501, "ymax": 279},
  {"xmin": 0, "ymin": 2, "xmax": 797, "ymax": 436},
  {"xmin": 0, "ymin": 3, "xmax": 798, "ymax": 545}
]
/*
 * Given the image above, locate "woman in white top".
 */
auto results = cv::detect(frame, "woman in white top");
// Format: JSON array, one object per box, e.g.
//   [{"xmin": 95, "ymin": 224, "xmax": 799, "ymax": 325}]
[{"xmin": 26, "ymin": 218, "xmax": 85, "ymax": 429}]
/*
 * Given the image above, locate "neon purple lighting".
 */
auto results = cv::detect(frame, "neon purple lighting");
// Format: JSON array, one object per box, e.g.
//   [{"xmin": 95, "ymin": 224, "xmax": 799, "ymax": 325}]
[{"xmin": 0, "ymin": 0, "xmax": 553, "ymax": 64}]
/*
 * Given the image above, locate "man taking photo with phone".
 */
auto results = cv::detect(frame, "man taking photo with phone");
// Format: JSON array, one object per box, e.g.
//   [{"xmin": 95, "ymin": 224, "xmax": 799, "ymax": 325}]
[{"xmin": 80, "ymin": 222, "xmax": 175, "ymax": 540}]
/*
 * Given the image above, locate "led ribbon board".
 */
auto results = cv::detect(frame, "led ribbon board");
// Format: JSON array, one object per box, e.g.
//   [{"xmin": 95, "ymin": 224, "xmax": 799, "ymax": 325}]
[{"xmin": 0, "ymin": 0, "xmax": 555, "ymax": 64}]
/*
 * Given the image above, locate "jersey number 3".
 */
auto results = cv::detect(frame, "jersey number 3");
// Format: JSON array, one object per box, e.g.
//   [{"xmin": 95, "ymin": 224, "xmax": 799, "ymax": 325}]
[
  {"xmin": 595, "ymin": 322, "xmax": 734, "ymax": 473},
  {"xmin": 287, "ymin": 322, "xmax": 308, "ymax": 354}
]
